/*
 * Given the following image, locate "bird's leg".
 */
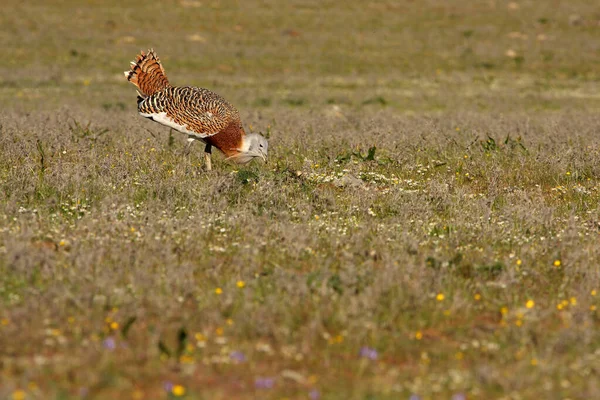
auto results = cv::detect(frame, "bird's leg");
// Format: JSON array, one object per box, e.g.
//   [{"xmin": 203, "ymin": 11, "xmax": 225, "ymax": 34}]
[
  {"xmin": 204, "ymin": 143, "xmax": 212, "ymax": 171},
  {"xmin": 183, "ymin": 137, "xmax": 195, "ymax": 156}
]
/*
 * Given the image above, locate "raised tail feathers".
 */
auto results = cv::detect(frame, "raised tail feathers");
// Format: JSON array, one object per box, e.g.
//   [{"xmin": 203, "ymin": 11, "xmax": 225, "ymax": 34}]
[{"xmin": 124, "ymin": 49, "xmax": 170, "ymax": 97}]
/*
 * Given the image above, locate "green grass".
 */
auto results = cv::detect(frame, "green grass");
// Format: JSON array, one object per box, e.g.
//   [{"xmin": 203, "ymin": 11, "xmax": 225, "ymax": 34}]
[{"xmin": 2, "ymin": 1, "xmax": 600, "ymax": 399}]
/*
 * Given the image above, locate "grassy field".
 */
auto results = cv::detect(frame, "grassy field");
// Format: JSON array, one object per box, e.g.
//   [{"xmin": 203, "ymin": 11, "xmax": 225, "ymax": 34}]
[{"xmin": 2, "ymin": 1, "xmax": 600, "ymax": 399}]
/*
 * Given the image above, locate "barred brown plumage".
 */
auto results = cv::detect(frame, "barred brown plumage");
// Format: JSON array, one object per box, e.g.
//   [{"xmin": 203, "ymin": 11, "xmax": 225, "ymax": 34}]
[
  {"xmin": 137, "ymin": 86, "xmax": 234, "ymax": 136},
  {"xmin": 125, "ymin": 49, "xmax": 268, "ymax": 170}
]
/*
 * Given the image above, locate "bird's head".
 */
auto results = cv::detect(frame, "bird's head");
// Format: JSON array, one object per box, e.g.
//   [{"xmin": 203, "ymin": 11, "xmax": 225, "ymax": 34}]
[{"xmin": 229, "ymin": 132, "xmax": 268, "ymax": 164}]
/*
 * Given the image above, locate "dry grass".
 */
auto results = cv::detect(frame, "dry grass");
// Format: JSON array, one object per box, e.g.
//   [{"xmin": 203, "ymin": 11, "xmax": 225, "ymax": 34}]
[{"xmin": 2, "ymin": 1, "xmax": 600, "ymax": 399}]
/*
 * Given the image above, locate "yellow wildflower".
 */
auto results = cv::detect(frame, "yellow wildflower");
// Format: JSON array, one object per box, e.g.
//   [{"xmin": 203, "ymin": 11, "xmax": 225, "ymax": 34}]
[
  {"xmin": 526, "ymin": 300, "xmax": 535, "ymax": 309},
  {"xmin": 436, "ymin": 293, "xmax": 445, "ymax": 301},
  {"xmin": 12, "ymin": 390, "xmax": 26, "ymax": 400},
  {"xmin": 591, "ymin": 289, "xmax": 597, "ymax": 297},
  {"xmin": 569, "ymin": 297, "xmax": 577, "ymax": 306},
  {"xmin": 516, "ymin": 259, "xmax": 522, "ymax": 266},
  {"xmin": 215, "ymin": 287, "xmax": 223, "ymax": 295},
  {"xmin": 553, "ymin": 259, "xmax": 561, "ymax": 267},
  {"xmin": 236, "ymin": 280, "xmax": 245, "ymax": 288},
  {"xmin": 328, "ymin": 334, "xmax": 344, "ymax": 344},
  {"xmin": 110, "ymin": 322, "xmax": 119, "ymax": 330},
  {"xmin": 415, "ymin": 331, "xmax": 423, "ymax": 340},
  {"xmin": 132, "ymin": 390, "xmax": 144, "ymax": 400},
  {"xmin": 172, "ymin": 385, "xmax": 185, "ymax": 397},
  {"xmin": 474, "ymin": 293, "xmax": 482, "ymax": 301},
  {"xmin": 179, "ymin": 354, "xmax": 194, "ymax": 364}
]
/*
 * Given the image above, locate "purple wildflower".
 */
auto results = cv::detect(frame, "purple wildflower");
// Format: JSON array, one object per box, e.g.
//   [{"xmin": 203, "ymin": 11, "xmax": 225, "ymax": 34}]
[
  {"xmin": 230, "ymin": 351, "xmax": 246, "ymax": 363},
  {"xmin": 163, "ymin": 381, "xmax": 174, "ymax": 392},
  {"xmin": 255, "ymin": 377, "xmax": 275, "ymax": 389},
  {"xmin": 408, "ymin": 395, "xmax": 421, "ymax": 400},
  {"xmin": 309, "ymin": 389, "xmax": 321, "ymax": 400},
  {"xmin": 359, "ymin": 346, "xmax": 378, "ymax": 360},
  {"xmin": 79, "ymin": 387, "xmax": 89, "ymax": 398},
  {"xmin": 102, "ymin": 337, "xmax": 116, "ymax": 351},
  {"xmin": 452, "ymin": 394, "xmax": 466, "ymax": 400}
]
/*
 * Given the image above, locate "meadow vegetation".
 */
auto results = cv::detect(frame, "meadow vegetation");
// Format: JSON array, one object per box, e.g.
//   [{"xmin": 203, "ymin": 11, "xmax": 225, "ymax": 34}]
[{"xmin": 1, "ymin": 1, "xmax": 600, "ymax": 399}]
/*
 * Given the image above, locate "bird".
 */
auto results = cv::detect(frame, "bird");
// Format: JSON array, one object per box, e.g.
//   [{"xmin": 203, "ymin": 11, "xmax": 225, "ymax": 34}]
[{"xmin": 124, "ymin": 49, "xmax": 268, "ymax": 170}]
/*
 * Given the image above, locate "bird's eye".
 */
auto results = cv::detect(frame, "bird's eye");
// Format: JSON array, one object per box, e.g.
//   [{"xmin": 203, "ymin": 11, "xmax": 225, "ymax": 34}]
[{"xmin": 259, "ymin": 144, "xmax": 264, "ymax": 148}]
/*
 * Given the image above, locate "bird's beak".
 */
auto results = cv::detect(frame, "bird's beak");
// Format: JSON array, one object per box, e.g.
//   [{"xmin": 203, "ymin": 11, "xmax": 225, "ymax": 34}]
[{"xmin": 261, "ymin": 153, "xmax": 267, "ymax": 163}]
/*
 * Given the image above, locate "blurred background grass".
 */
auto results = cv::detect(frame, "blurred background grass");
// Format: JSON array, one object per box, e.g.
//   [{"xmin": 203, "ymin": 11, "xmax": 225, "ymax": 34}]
[{"xmin": 1, "ymin": 0, "xmax": 599, "ymax": 113}]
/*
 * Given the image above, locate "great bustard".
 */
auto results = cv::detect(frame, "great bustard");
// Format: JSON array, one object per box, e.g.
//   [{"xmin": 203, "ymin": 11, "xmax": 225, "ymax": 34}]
[{"xmin": 125, "ymin": 49, "xmax": 268, "ymax": 170}]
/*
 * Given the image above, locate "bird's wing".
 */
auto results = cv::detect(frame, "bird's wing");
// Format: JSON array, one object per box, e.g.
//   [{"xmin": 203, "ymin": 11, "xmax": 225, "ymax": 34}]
[{"xmin": 138, "ymin": 86, "xmax": 234, "ymax": 138}]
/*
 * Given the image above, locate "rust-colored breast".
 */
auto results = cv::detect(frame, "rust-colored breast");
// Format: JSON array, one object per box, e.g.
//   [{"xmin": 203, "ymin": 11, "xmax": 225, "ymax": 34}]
[{"xmin": 205, "ymin": 122, "xmax": 244, "ymax": 157}]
